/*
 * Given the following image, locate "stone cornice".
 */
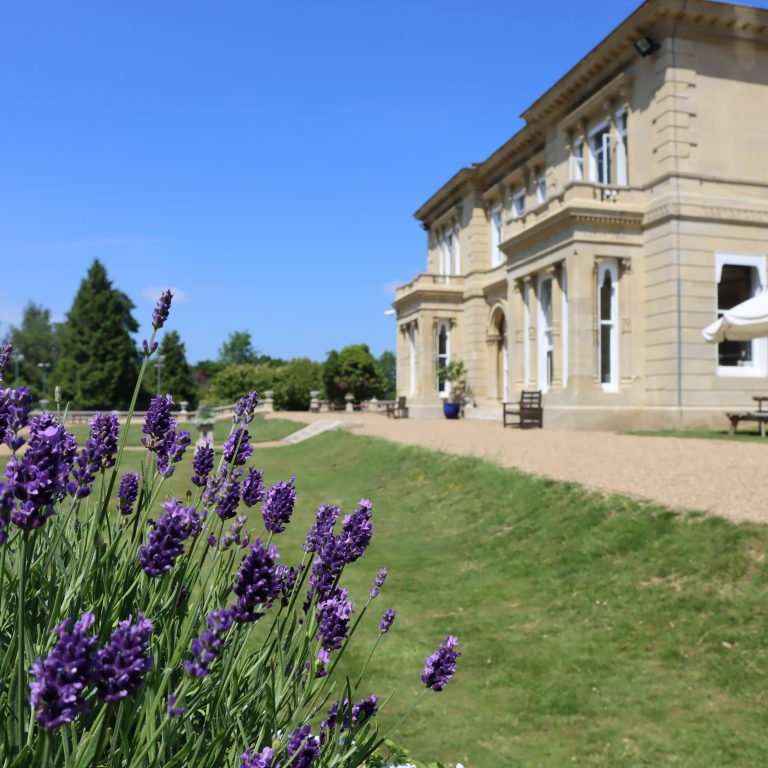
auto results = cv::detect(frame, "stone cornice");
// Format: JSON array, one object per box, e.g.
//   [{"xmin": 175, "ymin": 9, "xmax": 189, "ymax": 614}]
[{"xmin": 645, "ymin": 202, "xmax": 768, "ymax": 227}]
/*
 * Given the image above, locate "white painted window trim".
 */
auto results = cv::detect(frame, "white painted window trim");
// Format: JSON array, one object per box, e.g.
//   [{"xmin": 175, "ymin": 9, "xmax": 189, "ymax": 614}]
[
  {"xmin": 588, "ymin": 120, "xmax": 610, "ymax": 184},
  {"xmin": 536, "ymin": 175, "xmax": 547, "ymax": 204},
  {"xmin": 512, "ymin": 189, "xmax": 526, "ymax": 218},
  {"xmin": 490, "ymin": 205, "xmax": 503, "ymax": 267},
  {"xmin": 615, "ymin": 109, "xmax": 628, "ymax": 186},
  {"xmin": 561, "ymin": 266, "xmax": 569, "ymax": 389},
  {"xmin": 523, "ymin": 283, "xmax": 531, "ymax": 388},
  {"xmin": 436, "ymin": 320, "xmax": 451, "ymax": 397},
  {"xmin": 597, "ymin": 260, "xmax": 619, "ymax": 392},
  {"xmin": 537, "ymin": 274, "xmax": 554, "ymax": 393},
  {"xmin": 453, "ymin": 224, "xmax": 461, "ymax": 275},
  {"xmin": 570, "ymin": 139, "xmax": 584, "ymax": 182},
  {"xmin": 714, "ymin": 252, "xmax": 767, "ymax": 378}
]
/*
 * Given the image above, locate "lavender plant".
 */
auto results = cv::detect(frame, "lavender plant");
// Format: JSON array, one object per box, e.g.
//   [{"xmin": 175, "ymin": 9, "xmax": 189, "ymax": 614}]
[{"xmin": 0, "ymin": 293, "xmax": 460, "ymax": 767}]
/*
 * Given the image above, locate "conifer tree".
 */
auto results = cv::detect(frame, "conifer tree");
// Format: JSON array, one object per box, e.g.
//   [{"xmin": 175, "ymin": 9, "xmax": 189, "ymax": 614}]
[
  {"xmin": 53, "ymin": 259, "xmax": 139, "ymax": 409},
  {"xmin": 155, "ymin": 329, "xmax": 196, "ymax": 408},
  {"xmin": 5, "ymin": 303, "xmax": 61, "ymax": 400}
]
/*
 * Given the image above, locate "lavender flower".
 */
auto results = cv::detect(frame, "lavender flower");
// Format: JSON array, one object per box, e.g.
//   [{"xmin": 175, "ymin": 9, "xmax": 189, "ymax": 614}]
[
  {"xmin": 142, "ymin": 339, "xmax": 159, "ymax": 356},
  {"xmin": 233, "ymin": 391, "xmax": 259, "ymax": 426},
  {"xmin": 379, "ymin": 608, "xmax": 396, "ymax": 634},
  {"xmin": 316, "ymin": 588, "xmax": 353, "ymax": 662},
  {"xmin": 303, "ymin": 503, "xmax": 339, "ymax": 553},
  {"xmin": 242, "ymin": 467, "xmax": 266, "ymax": 507},
  {"xmin": 4, "ymin": 414, "xmax": 77, "ymax": 531},
  {"xmin": 139, "ymin": 498, "xmax": 201, "ymax": 576},
  {"xmin": 370, "ymin": 567, "xmax": 388, "ymax": 598},
  {"xmin": 421, "ymin": 635, "xmax": 460, "ymax": 691},
  {"xmin": 223, "ymin": 427, "xmax": 253, "ymax": 466},
  {"xmin": 152, "ymin": 289, "xmax": 173, "ymax": 329},
  {"xmin": 321, "ymin": 695, "xmax": 378, "ymax": 738},
  {"xmin": 142, "ymin": 394, "xmax": 190, "ymax": 476},
  {"xmin": 191, "ymin": 441, "xmax": 215, "ymax": 487},
  {"xmin": 275, "ymin": 564, "xmax": 299, "ymax": 605},
  {"xmin": 240, "ymin": 747, "xmax": 275, "ymax": 768},
  {"xmin": 185, "ymin": 608, "xmax": 233, "ymax": 677},
  {"xmin": 232, "ymin": 539, "xmax": 281, "ymax": 622},
  {"xmin": 285, "ymin": 725, "xmax": 320, "ymax": 768},
  {"xmin": 142, "ymin": 394, "xmax": 175, "ymax": 453},
  {"xmin": 29, "ymin": 612, "xmax": 100, "ymax": 729},
  {"xmin": 0, "ymin": 343, "xmax": 11, "ymax": 381},
  {"xmin": 167, "ymin": 693, "xmax": 186, "ymax": 717},
  {"xmin": 261, "ymin": 476, "xmax": 296, "ymax": 534},
  {"xmin": 0, "ymin": 386, "xmax": 32, "ymax": 450},
  {"xmin": 212, "ymin": 468, "xmax": 242, "ymax": 520},
  {"xmin": 338, "ymin": 498, "xmax": 374, "ymax": 562},
  {"xmin": 117, "ymin": 471, "xmax": 140, "ymax": 515},
  {"xmin": 96, "ymin": 614, "xmax": 154, "ymax": 702},
  {"xmin": 0, "ymin": 484, "xmax": 11, "ymax": 543},
  {"xmin": 70, "ymin": 413, "xmax": 120, "ymax": 498}
]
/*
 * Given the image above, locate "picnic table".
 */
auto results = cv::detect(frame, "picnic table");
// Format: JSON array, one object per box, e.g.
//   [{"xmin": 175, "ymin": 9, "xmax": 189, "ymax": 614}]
[{"xmin": 726, "ymin": 395, "xmax": 768, "ymax": 436}]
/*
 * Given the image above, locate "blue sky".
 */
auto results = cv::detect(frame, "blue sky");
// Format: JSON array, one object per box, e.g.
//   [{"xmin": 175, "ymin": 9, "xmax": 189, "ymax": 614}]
[{"xmin": 1, "ymin": 0, "xmax": 761, "ymax": 363}]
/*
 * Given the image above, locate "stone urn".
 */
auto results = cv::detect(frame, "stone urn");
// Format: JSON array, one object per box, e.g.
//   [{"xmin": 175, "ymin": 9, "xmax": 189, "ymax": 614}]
[
  {"xmin": 193, "ymin": 406, "xmax": 215, "ymax": 447},
  {"xmin": 344, "ymin": 393, "xmax": 355, "ymax": 413}
]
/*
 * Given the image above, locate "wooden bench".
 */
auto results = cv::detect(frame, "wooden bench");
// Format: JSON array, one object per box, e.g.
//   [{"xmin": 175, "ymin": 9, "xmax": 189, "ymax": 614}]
[
  {"xmin": 726, "ymin": 411, "xmax": 768, "ymax": 437},
  {"xmin": 385, "ymin": 396, "xmax": 408, "ymax": 419},
  {"xmin": 503, "ymin": 390, "xmax": 543, "ymax": 429}
]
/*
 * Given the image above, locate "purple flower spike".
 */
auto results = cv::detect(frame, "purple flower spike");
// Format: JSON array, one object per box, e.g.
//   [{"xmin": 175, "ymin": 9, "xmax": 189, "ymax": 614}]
[
  {"xmin": 304, "ymin": 503, "xmax": 339, "ymax": 554},
  {"xmin": 29, "ymin": 612, "xmax": 100, "ymax": 729},
  {"xmin": 0, "ymin": 386, "xmax": 32, "ymax": 450},
  {"xmin": 70, "ymin": 413, "xmax": 120, "ymax": 498},
  {"xmin": 233, "ymin": 391, "xmax": 259, "ymax": 426},
  {"xmin": 421, "ymin": 635, "xmax": 460, "ymax": 692},
  {"xmin": 152, "ymin": 289, "xmax": 173, "ymax": 329},
  {"xmin": 232, "ymin": 539, "xmax": 281, "ymax": 623},
  {"xmin": 191, "ymin": 441, "xmax": 215, "ymax": 487},
  {"xmin": 316, "ymin": 588, "xmax": 353, "ymax": 660},
  {"xmin": 240, "ymin": 747, "xmax": 276, "ymax": 768},
  {"xmin": 339, "ymin": 498, "xmax": 374, "ymax": 563},
  {"xmin": 285, "ymin": 725, "xmax": 320, "ymax": 768},
  {"xmin": 0, "ymin": 343, "xmax": 11, "ymax": 381},
  {"xmin": 223, "ymin": 427, "xmax": 253, "ymax": 467},
  {"xmin": 117, "ymin": 471, "xmax": 140, "ymax": 515},
  {"xmin": 185, "ymin": 608, "xmax": 233, "ymax": 677},
  {"xmin": 167, "ymin": 693, "xmax": 186, "ymax": 717},
  {"xmin": 142, "ymin": 394, "xmax": 175, "ymax": 453},
  {"xmin": 142, "ymin": 339, "xmax": 159, "ymax": 357},
  {"xmin": 5, "ymin": 414, "xmax": 77, "ymax": 531},
  {"xmin": 379, "ymin": 608, "xmax": 396, "ymax": 634},
  {"xmin": 242, "ymin": 467, "xmax": 265, "ymax": 507},
  {"xmin": 261, "ymin": 476, "xmax": 296, "ymax": 534},
  {"xmin": 370, "ymin": 567, "xmax": 388, "ymax": 598},
  {"xmin": 96, "ymin": 614, "xmax": 154, "ymax": 702},
  {"xmin": 139, "ymin": 498, "xmax": 200, "ymax": 577}
]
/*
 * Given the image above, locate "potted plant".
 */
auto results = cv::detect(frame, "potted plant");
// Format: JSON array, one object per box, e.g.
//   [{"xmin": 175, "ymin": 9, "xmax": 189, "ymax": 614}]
[{"xmin": 438, "ymin": 361, "xmax": 466, "ymax": 419}]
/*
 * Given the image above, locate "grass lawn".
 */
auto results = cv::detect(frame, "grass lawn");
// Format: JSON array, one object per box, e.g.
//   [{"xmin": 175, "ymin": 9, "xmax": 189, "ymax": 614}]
[
  {"xmin": 629, "ymin": 428, "xmax": 768, "ymax": 442},
  {"xmin": 9, "ymin": 431, "xmax": 768, "ymax": 765},
  {"xmin": 62, "ymin": 413, "xmax": 300, "ymax": 446}
]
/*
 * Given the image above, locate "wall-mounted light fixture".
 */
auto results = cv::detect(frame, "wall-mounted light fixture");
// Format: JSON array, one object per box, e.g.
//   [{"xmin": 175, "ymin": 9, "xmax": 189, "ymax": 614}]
[{"xmin": 634, "ymin": 35, "xmax": 660, "ymax": 57}]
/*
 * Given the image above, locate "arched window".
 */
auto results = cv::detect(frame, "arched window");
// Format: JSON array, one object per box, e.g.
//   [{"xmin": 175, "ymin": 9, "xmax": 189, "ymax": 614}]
[{"xmin": 597, "ymin": 261, "xmax": 619, "ymax": 392}]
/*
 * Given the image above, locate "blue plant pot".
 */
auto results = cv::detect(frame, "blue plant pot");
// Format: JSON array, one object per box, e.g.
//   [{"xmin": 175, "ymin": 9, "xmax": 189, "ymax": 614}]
[{"xmin": 443, "ymin": 402, "xmax": 461, "ymax": 420}]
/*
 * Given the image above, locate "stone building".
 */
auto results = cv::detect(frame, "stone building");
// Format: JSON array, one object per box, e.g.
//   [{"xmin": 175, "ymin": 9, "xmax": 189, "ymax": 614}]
[{"xmin": 393, "ymin": 0, "xmax": 768, "ymax": 429}]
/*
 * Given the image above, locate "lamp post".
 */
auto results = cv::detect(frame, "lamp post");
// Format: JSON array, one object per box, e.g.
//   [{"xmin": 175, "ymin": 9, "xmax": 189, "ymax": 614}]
[
  {"xmin": 155, "ymin": 355, "xmax": 166, "ymax": 394},
  {"xmin": 37, "ymin": 362, "xmax": 51, "ymax": 398},
  {"xmin": 12, "ymin": 352, "xmax": 24, "ymax": 384}
]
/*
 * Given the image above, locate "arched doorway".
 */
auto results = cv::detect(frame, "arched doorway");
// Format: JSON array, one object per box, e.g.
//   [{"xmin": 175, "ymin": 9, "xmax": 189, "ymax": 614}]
[{"xmin": 488, "ymin": 306, "xmax": 508, "ymax": 402}]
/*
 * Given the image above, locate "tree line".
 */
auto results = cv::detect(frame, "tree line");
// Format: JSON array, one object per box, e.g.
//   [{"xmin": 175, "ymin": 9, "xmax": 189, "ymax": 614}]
[{"xmin": 2, "ymin": 259, "xmax": 395, "ymax": 411}]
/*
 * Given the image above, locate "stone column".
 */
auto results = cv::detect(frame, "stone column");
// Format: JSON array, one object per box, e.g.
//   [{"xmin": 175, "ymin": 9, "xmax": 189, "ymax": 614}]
[
  {"xmin": 527, "ymin": 275, "xmax": 538, "ymax": 390},
  {"xmin": 510, "ymin": 280, "xmax": 525, "ymax": 391},
  {"xmin": 549, "ymin": 265, "xmax": 563, "ymax": 390},
  {"xmin": 619, "ymin": 258, "xmax": 632, "ymax": 384}
]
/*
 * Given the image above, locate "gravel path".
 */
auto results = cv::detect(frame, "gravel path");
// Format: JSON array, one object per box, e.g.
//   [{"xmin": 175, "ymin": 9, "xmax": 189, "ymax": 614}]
[{"xmin": 267, "ymin": 411, "xmax": 768, "ymax": 525}]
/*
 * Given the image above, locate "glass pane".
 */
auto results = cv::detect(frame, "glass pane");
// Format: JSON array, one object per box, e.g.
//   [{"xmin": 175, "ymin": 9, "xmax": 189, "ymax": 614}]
[
  {"xmin": 438, "ymin": 327, "xmax": 447, "ymax": 356},
  {"xmin": 600, "ymin": 272, "xmax": 612, "ymax": 321},
  {"xmin": 600, "ymin": 325, "xmax": 611, "ymax": 383},
  {"xmin": 718, "ymin": 265, "xmax": 755, "ymax": 366},
  {"xmin": 540, "ymin": 280, "xmax": 552, "ymax": 327}
]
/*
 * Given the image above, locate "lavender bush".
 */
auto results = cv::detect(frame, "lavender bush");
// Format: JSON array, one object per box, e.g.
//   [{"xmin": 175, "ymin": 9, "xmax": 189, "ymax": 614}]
[{"xmin": 0, "ymin": 294, "xmax": 459, "ymax": 767}]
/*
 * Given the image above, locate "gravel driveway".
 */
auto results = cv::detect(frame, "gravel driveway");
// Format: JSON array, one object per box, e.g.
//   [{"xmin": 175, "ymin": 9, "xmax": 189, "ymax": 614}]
[{"xmin": 269, "ymin": 412, "xmax": 768, "ymax": 525}]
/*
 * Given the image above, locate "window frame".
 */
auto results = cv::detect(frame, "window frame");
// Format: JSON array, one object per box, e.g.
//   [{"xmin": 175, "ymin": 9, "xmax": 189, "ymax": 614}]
[
  {"xmin": 597, "ymin": 260, "xmax": 619, "ymax": 392},
  {"xmin": 536, "ymin": 174, "xmax": 547, "ymax": 205},
  {"xmin": 715, "ymin": 252, "xmax": 767, "ymax": 378},
  {"xmin": 570, "ymin": 139, "xmax": 584, "ymax": 182},
  {"xmin": 588, "ymin": 120, "xmax": 611, "ymax": 185},
  {"xmin": 490, "ymin": 205, "xmax": 504, "ymax": 267},
  {"xmin": 537, "ymin": 274, "xmax": 554, "ymax": 394},
  {"xmin": 436, "ymin": 320, "xmax": 451, "ymax": 397},
  {"xmin": 512, "ymin": 189, "xmax": 526, "ymax": 218}
]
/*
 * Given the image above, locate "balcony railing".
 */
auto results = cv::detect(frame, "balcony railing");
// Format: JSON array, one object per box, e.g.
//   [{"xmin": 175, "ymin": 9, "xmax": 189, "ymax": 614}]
[{"xmin": 395, "ymin": 273, "xmax": 466, "ymax": 302}]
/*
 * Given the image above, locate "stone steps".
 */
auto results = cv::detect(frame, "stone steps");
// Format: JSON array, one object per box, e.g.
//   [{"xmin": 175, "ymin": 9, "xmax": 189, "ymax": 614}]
[{"xmin": 281, "ymin": 419, "xmax": 354, "ymax": 445}]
